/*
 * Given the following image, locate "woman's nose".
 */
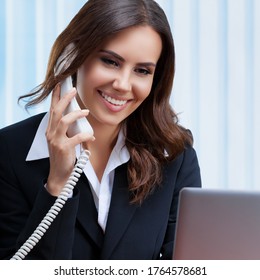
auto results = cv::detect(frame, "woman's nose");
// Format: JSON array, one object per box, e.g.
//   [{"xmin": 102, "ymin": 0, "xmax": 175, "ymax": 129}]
[{"xmin": 112, "ymin": 71, "xmax": 132, "ymax": 93}]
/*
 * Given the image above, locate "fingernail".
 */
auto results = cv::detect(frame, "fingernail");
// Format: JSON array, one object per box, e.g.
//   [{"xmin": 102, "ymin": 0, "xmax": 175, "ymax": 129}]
[
  {"xmin": 54, "ymin": 83, "xmax": 60, "ymax": 90},
  {"xmin": 66, "ymin": 87, "xmax": 76, "ymax": 95}
]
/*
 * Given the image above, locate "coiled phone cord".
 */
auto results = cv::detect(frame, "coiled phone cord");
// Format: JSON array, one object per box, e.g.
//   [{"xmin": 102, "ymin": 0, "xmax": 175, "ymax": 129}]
[{"xmin": 10, "ymin": 149, "xmax": 90, "ymax": 260}]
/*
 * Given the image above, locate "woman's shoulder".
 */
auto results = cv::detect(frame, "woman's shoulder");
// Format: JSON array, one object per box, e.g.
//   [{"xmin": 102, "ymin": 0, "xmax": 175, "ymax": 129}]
[
  {"xmin": 0, "ymin": 113, "xmax": 46, "ymax": 152},
  {"xmin": 0, "ymin": 113, "xmax": 46, "ymax": 137}
]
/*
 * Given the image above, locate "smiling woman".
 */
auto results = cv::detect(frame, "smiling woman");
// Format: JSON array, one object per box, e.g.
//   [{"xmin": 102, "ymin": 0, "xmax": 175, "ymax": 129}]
[
  {"xmin": 0, "ymin": 0, "xmax": 201, "ymax": 260},
  {"xmin": 79, "ymin": 26, "xmax": 162, "ymax": 126}
]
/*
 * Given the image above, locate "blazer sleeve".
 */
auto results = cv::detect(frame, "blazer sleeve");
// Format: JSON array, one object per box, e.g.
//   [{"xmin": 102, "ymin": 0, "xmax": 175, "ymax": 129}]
[
  {"xmin": 160, "ymin": 145, "xmax": 202, "ymax": 259},
  {"xmin": 0, "ymin": 131, "xmax": 80, "ymax": 260}
]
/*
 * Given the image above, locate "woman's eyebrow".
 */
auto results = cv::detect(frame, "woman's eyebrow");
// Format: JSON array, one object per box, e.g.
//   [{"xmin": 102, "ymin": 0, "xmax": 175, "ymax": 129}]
[
  {"xmin": 100, "ymin": 49, "xmax": 125, "ymax": 62},
  {"xmin": 99, "ymin": 49, "xmax": 157, "ymax": 67}
]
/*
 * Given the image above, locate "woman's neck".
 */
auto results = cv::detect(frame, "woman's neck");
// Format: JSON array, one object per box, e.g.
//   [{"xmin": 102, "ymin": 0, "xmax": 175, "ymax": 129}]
[{"xmin": 85, "ymin": 120, "xmax": 121, "ymax": 182}]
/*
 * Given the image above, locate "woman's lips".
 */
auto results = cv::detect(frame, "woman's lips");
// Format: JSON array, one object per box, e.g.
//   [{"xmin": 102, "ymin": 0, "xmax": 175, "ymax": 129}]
[
  {"xmin": 97, "ymin": 90, "xmax": 131, "ymax": 112},
  {"xmin": 100, "ymin": 92, "xmax": 128, "ymax": 106}
]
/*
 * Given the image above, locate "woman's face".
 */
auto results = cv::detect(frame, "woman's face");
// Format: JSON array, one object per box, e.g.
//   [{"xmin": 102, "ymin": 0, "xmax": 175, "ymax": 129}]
[{"xmin": 78, "ymin": 25, "xmax": 162, "ymax": 129}]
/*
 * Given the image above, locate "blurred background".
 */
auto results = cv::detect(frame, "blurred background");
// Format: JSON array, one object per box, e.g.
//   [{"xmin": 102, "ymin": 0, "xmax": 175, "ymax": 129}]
[{"xmin": 0, "ymin": 0, "xmax": 259, "ymax": 191}]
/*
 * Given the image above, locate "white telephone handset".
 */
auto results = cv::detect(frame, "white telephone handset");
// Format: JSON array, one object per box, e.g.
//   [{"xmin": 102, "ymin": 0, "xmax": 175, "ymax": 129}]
[
  {"xmin": 11, "ymin": 44, "xmax": 92, "ymax": 260},
  {"xmin": 56, "ymin": 44, "xmax": 93, "ymax": 137}
]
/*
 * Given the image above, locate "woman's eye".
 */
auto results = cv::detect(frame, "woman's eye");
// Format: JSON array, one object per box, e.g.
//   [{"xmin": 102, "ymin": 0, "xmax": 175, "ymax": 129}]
[
  {"xmin": 135, "ymin": 68, "xmax": 151, "ymax": 76},
  {"xmin": 101, "ymin": 57, "xmax": 118, "ymax": 67}
]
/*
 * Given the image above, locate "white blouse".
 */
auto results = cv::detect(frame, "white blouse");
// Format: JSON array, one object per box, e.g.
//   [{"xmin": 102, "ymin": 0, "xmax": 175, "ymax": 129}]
[{"xmin": 26, "ymin": 112, "xmax": 130, "ymax": 232}]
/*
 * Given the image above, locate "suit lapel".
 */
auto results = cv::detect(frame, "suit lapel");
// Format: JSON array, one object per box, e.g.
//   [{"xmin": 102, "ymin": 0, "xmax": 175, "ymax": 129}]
[
  {"xmin": 101, "ymin": 164, "xmax": 138, "ymax": 259},
  {"xmin": 76, "ymin": 174, "xmax": 104, "ymax": 249}
]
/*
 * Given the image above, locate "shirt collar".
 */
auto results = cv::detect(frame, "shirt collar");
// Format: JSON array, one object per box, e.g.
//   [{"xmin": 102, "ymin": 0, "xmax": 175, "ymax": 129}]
[
  {"xmin": 26, "ymin": 112, "xmax": 50, "ymax": 161},
  {"xmin": 26, "ymin": 112, "xmax": 130, "ymax": 163}
]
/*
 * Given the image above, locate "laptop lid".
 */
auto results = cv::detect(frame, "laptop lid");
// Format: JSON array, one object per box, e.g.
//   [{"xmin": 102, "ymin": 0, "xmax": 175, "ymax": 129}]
[{"xmin": 173, "ymin": 187, "xmax": 260, "ymax": 260}]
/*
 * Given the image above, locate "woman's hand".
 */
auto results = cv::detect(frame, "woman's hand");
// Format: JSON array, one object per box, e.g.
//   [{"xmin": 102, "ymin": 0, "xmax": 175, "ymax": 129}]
[{"xmin": 45, "ymin": 84, "xmax": 94, "ymax": 196}]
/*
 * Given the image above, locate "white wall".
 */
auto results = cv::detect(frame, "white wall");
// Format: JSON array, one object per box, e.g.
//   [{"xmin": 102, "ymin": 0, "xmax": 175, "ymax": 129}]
[{"xmin": 1, "ymin": 0, "xmax": 259, "ymax": 190}]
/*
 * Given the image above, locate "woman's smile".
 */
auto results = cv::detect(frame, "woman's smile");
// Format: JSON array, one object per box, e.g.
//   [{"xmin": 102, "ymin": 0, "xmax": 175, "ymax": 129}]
[
  {"xmin": 97, "ymin": 89, "xmax": 131, "ymax": 112},
  {"xmin": 98, "ymin": 90, "xmax": 129, "ymax": 106}
]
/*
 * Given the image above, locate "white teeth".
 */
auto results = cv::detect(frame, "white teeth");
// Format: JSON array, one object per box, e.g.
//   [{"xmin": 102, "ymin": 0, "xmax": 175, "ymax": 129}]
[{"xmin": 101, "ymin": 92, "xmax": 127, "ymax": 106}]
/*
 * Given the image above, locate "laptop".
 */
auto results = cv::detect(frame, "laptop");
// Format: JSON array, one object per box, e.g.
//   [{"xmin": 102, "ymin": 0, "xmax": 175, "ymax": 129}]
[{"xmin": 173, "ymin": 187, "xmax": 260, "ymax": 260}]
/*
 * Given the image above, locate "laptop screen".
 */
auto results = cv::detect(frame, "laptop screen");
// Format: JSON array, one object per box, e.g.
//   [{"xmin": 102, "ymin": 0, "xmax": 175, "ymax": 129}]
[{"xmin": 173, "ymin": 187, "xmax": 260, "ymax": 260}]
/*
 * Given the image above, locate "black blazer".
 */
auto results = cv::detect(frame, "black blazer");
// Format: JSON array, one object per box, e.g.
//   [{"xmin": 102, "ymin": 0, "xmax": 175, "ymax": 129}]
[{"xmin": 0, "ymin": 113, "xmax": 201, "ymax": 260}]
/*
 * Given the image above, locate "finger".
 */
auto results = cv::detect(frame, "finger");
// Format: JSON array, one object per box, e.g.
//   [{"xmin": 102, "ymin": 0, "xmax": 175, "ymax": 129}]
[
  {"xmin": 69, "ymin": 132, "xmax": 95, "ymax": 148},
  {"xmin": 47, "ymin": 84, "xmax": 61, "ymax": 132},
  {"xmin": 51, "ymin": 83, "xmax": 61, "ymax": 109},
  {"xmin": 48, "ymin": 87, "xmax": 77, "ymax": 133},
  {"xmin": 55, "ymin": 109, "xmax": 90, "ymax": 136},
  {"xmin": 52, "ymin": 87, "xmax": 76, "ymax": 120}
]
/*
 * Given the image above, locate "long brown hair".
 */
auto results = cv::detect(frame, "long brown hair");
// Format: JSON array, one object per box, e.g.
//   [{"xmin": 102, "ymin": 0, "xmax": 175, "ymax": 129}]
[{"xmin": 19, "ymin": 0, "xmax": 192, "ymax": 204}]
